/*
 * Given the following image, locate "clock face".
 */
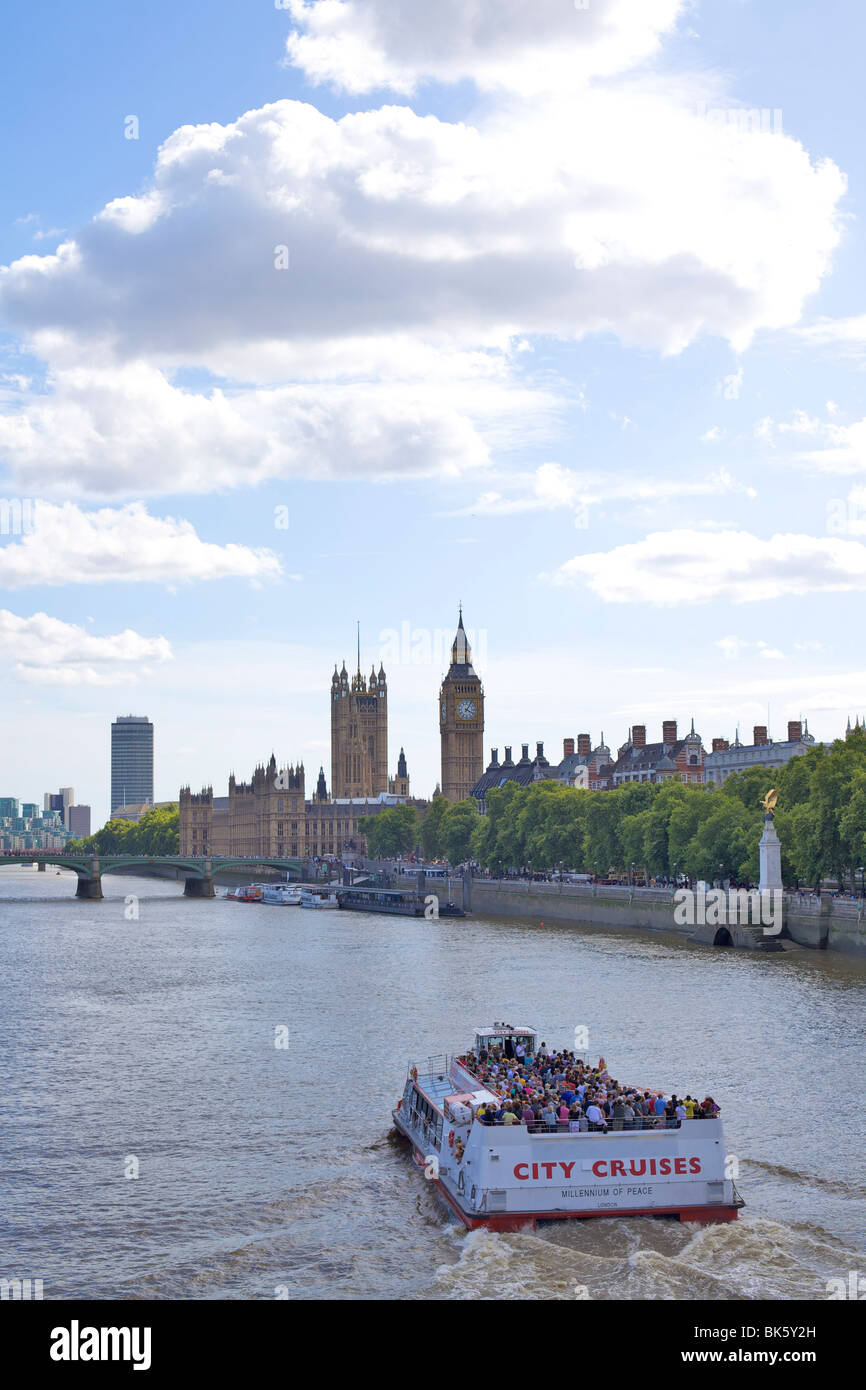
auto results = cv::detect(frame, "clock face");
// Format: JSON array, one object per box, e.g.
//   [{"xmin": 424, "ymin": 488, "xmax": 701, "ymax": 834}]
[{"xmin": 457, "ymin": 699, "xmax": 477, "ymax": 720}]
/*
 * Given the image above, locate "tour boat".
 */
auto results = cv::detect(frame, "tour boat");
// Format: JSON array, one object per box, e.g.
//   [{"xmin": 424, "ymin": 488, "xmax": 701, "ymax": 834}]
[
  {"xmin": 336, "ymin": 886, "xmax": 466, "ymax": 917},
  {"xmin": 261, "ymin": 883, "xmax": 302, "ymax": 906},
  {"xmin": 224, "ymin": 884, "xmax": 262, "ymax": 902},
  {"xmin": 299, "ymin": 885, "xmax": 339, "ymax": 909},
  {"xmin": 392, "ymin": 1023, "xmax": 743, "ymax": 1231}
]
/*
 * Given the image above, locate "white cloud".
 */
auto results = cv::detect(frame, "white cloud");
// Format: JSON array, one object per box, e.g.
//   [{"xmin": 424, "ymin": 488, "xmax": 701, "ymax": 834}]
[
  {"xmin": 0, "ymin": 501, "xmax": 283, "ymax": 585},
  {"xmin": 284, "ymin": 0, "xmax": 686, "ymax": 95},
  {"xmin": 0, "ymin": 362, "xmax": 513, "ymax": 494},
  {"xmin": 551, "ymin": 529, "xmax": 866, "ymax": 604},
  {"xmin": 459, "ymin": 462, "xmax": 755, "ymax": 519},
  {"xmin": 0, "ymin": 609, "xmax": 172, "ymax": 686},
  {"xmin": 757, "ymin": 407, "xmax": 866, "ymax": 474},
  {"xmin": 701, "ymin": 426, "xmax": 724, "ymax": 442},
  {"xmin": 0, "ymin": 86, "xmax": 846, "ymax": 495}
]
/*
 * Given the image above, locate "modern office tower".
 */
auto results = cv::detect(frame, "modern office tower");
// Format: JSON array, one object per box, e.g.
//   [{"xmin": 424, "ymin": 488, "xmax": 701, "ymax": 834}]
[
  {"xmin": 21, "ymin": 803, "xmax": 38, "ymax": 820},
  {"xmin": 43, "ymin": 788, "xmax": 75, "ymax": 826},
  {"xmin": 67, "ymin": 805, "xmax": 92, "ymax": 838},
  {"xmin": 111, "ymin": 716, "xmax": 154, "ymax": 814},
  {"xmin": 0, "ymin": 797, "xmax": 20, "ymax": 818}
]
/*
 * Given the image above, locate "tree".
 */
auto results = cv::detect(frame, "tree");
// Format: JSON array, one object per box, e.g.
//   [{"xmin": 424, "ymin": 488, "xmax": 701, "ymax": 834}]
[
  {"xmin": 442, "ymin": 800, "xmax": 480, "ymax": 866},
  {"xmin": 68, "ymin": 804, "xmax": 180, "ymax": 856},
  {"xmin": 420, "ymin": 794, "xmax": 450, "ymax": 859},
  {"xmin": 359, "ymin": 805, "xmax": 419, "ymax": 858}
]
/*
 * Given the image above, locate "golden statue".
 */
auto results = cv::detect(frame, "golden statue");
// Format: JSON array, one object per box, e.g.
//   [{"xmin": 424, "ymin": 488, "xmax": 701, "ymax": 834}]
[{"xmin": 761, "ymin": 789, "xmax": 779, "ymax": 814}]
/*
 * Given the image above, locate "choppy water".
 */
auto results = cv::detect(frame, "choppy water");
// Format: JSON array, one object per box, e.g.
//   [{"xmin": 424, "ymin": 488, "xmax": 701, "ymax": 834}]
[{"xmin": 1, "ymin": 866, "xmax": 864, "ymax": 1300}]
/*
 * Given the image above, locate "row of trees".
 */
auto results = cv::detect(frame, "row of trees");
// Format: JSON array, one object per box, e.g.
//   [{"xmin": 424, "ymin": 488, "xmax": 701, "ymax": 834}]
[
  {"xmin": 67, "ymin": 805, "xmax": 180, "ymax": 857},
  {"xmin": 364, "ymin": 730, "xmax": 866, "ymax": 889}
]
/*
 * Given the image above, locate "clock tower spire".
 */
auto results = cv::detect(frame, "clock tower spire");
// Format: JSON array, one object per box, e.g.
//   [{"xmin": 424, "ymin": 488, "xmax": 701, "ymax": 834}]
[{"xmin": 439, "ymin": 608, "xmax": 484, "ymax": 801}]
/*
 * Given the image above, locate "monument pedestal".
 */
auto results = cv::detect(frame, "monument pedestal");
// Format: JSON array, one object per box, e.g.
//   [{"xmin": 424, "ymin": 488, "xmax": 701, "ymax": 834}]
[{"xmin": 759, "ymin": 813, "xmax": 782, "ymax": 892}]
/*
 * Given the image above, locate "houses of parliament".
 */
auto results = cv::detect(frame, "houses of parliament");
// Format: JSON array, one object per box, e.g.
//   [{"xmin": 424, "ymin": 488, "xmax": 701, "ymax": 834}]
[{"xmin": 178, "ymin": 611, "xmax": 485, "ymax": 858}]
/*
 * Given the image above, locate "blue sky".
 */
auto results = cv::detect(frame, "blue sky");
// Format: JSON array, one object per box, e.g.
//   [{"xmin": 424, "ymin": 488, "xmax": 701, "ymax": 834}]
[{"xmin": 2, "ymin": 0, "xmax": 866, "ymax": 826}]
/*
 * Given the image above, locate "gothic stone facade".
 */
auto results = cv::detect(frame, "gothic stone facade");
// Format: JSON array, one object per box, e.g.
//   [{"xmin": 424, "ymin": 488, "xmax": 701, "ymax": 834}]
[
  {"xmin": 440, "ymin": 611, "xmax": 484, "ymax": 801},
  {"xmin": 180, "ymin": 756, "xmax": 412, "ymax": 860},
  {"xmin": 331, "ymin": 662, "xmax": 389, "ymax": 799}
]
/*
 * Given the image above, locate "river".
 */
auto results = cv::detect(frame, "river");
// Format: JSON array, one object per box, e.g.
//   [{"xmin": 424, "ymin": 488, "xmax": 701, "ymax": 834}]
[{"xmin": 1, "ymin": 866, "xmax": 863, "ymax": 1300}]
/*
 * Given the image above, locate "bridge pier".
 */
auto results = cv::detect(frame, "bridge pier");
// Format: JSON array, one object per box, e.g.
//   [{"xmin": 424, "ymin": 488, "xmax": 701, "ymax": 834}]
[
  {"xmin": 38, "ymin": 860, "xmax": 46, "ymax": 872},
  {"xmin": 184, "ymin": 876, "xmax": 215, "ymax": 898},
  {"xmin": 76, "ymin": 874, "xmax": 103, "ymax": 900}
]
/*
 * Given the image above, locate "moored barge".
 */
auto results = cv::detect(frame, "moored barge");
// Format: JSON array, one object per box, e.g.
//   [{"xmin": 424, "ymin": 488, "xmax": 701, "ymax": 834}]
[{"xmin": 337, "ymin": 886, "xmax": 465, "ymax": 917}]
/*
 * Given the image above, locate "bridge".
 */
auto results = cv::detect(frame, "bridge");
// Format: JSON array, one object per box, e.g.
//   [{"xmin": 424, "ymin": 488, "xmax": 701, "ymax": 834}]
[{"xmin": 0, "ymin": 853, "xmax": 304, "ymax": 899}]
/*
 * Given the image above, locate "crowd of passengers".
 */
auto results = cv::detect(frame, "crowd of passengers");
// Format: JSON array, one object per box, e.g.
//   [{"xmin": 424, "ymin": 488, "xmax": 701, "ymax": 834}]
[{"xmin": 456, "ymin": 1042, "xmax": 720, "ymax": 1133}]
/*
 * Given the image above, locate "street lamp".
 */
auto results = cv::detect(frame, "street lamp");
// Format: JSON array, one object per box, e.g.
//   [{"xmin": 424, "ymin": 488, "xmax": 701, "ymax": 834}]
[
  {"xmin": 630, "ymin": 860, "xmax": 635, "ymax": 887},
  {"xmin": 859, "ymin": 866, "xmax": 865, "ymax": 899}
]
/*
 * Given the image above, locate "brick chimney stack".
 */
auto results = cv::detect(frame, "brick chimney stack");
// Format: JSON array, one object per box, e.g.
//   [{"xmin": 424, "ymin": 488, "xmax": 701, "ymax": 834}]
[
  {"xmin": 662, "ymin": 720, "xmax": 678, "ymax": 745},
  {"xmin": 712, "ymin": 737, "xmax": 730, "ymax": 752},
  {"xmin": 563, "ymin": 738, "xmax": 575, "ymax": 758},
  {"xmin": 787, "ymin": 720, "xmax": 802, "ymax": 743},
  {"xmin": 753, "ymin": 725, "xmax": 769, "ymax": 746},
  {"xmin": 632, "ymin": 724, "xmax": 646, "ymax": 749},
  {"xmin": 577, "ymin": 734, "xmax": 591, "ymax": 756}
]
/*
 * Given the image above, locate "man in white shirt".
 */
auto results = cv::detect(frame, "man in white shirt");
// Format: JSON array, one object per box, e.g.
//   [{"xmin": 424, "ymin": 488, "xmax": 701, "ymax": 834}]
[{"xmin": 586, "ymin": 1102, "xmax": 606, "ymax": 1131}]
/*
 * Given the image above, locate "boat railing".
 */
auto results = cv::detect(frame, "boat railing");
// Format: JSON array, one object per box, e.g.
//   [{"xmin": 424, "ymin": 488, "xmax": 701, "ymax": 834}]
[
  {"xmin": 471, "ymin": 1115, "xmax": 721, "ymax": 1133},
  {"xmin": 523, "ymin": 1117, "xmax": 684, "ymax": 1134},
  {"xmin": 406, "ymin": 1054, "xmax": 451, "ymax": 1079}
]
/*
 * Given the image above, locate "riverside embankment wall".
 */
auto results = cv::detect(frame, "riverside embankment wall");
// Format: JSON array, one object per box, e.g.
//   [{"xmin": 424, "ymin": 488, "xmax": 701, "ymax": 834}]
[{"xmin": 457, "ymin": 880, "xmax": 866, "ymax": 957}]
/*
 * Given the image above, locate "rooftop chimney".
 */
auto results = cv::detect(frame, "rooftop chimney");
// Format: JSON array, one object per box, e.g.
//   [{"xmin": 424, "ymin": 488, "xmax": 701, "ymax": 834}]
[
  {"xmin": 563, "ymin": 738, "xmax": 575, "ymax": 758},
  {"xmin": 489, "ymin": 748, "xmax": 499, "ymax": 767},
  {"xmin": 519, "ymin": 743, "xmax": 530, "ymax": 763},
  {"xmin": 662, "ymin": 720, "xmax": 677, "ymax": 746},
  {"xmin": 536, "ymin": 741, "xmax": 545, "ymax": 761},
  {"xmin": 503, "ymin": 746, "xmax": 513, "ymax": 766},
  {"xmin": 577, "ymin": 733, "xmax": 591, "ymax": 757},
  {"xmin": 632, "ymin": 724, "xmax": 646, "ymax": 750},
  {"xmin": 787, "ymin": 720, "xmax": 802, "ymax": 743},
  {"xmin": 712, "ymin": 737, "xmax": 730, "ymax": 753},
  {"xmin": 753, "ymin": 725, "xmax": 769, "ymax": 747}
]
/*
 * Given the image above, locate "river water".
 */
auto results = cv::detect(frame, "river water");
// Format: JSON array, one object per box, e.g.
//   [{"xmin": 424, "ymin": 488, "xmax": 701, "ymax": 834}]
[{"xmin": 1, "ymin": 866, "xmax": 863, "ymax": 1301}]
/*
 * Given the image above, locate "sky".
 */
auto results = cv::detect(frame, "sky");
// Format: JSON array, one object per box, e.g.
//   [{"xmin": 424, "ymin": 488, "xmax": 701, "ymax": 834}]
[{"xmin": 2, "ymin": 0, "xmax": 866, "ymax": 826}]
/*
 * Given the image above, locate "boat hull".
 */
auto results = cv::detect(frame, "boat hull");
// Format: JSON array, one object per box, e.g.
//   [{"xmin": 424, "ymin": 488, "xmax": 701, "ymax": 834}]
[{"xmin": 392, "ymin": 1106, "xmax": 741, "ymax": 1230}]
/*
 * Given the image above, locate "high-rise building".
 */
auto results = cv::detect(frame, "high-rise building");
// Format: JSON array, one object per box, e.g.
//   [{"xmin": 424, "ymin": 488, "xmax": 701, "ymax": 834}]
[
  {"xmin": 67, "ymin": 805, "xmax": 92, "ymax": 838},
  {"xmin": 330, "ymin": 646, "xmax": 389, "ymax": 800},
  {"xmin": 43, "ymin": 788, "xmax": 75, "ymax": 826},
  {"xmin": 0, "ymin": 797, "xmax": 20, "ymax": 819},
  {"xmin": 111, "ymin": 716, "xmax": 154, "ymax": 814},
  {"xmin": 439, "ymin": 609, "xmax": 484, "ymax": 801}
]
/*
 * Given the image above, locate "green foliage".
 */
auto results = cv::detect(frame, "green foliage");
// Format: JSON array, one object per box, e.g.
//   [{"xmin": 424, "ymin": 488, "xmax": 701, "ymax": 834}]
[
  {"xmin": 463, "ymin": 732, "xmax": 866, "ymax": 887},
  {"xmin": 359, "ymin": 804, "xmax": 419, "ymax": 858},
  {"xmin": 68, "ymin": 804, "xmax": 179, "ymax": 856},
  {"xmin": 442, "ymin": 800, "xmax": 480, "ymax": 865},
  {"xmin": 419, "ymin": 794, "xmax": 450, "ymax": 859}
]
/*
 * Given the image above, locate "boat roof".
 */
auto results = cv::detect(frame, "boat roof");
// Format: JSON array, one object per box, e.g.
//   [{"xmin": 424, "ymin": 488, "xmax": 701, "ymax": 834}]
[{"xmin": 474, "ymin": 1023, "xmax": 537, "ymax": 1037}]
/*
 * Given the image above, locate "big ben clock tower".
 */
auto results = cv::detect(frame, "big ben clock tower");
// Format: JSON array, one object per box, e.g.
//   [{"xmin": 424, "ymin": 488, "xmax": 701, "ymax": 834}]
[{"xmin": 439, "ymin": 607, "xmax": 484, "ymax": 801}]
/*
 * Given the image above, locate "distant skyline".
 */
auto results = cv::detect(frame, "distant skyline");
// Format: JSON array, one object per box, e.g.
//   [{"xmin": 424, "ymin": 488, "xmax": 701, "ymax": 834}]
[{"xmin": 2, "ymin": 2, "xmax": 866, "ymax": 827}]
